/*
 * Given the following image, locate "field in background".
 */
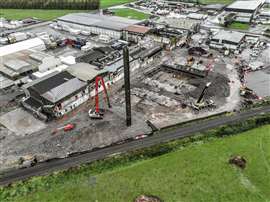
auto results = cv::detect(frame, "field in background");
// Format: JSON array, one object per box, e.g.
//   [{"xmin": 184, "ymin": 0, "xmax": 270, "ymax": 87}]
[
  {"xmin": 0, "ymin": 0, "xmax": 135, "ymax": 20},
  {"xmin": 111, "ymin": 8, "xmax": 150, "ymax": 20},
  {"xmin": 101, "ymin": 0, "xmax": 134, "ymax": 8},
  {"xmin": 7, "ymin": 125, "xmax": 270, "ymax": 202},
  {"xmin": 0, "ymin": 9, "xmax": 85, "ymax": 21},
  {"xmin": 199, "ymin": 0, "xmax": 233, "ymax": 4}
]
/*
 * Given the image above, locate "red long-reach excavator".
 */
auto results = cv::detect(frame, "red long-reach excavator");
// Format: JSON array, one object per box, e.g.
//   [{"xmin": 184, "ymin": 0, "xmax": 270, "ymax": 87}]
[{"xmin": 88, "ymin": 76, "xmax": 111, "ymax": 119}]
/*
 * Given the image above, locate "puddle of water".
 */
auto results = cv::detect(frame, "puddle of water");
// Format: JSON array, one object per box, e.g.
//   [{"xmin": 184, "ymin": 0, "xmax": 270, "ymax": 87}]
[{"xmin": 246, "ymin": 70, "xmax": 270, "ymax": 98}]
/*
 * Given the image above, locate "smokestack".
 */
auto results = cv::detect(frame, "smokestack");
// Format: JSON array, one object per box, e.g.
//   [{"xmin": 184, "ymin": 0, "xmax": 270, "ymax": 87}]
[{"xmin": 123, "ymin": 46, "xmax": 132, "ymax": 127}]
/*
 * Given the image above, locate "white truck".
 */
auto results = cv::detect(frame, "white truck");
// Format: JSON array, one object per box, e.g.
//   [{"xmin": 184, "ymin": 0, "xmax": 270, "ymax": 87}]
[{"xmin": 8, "ymin": 32, "xmax": 28, "ymax": 43}]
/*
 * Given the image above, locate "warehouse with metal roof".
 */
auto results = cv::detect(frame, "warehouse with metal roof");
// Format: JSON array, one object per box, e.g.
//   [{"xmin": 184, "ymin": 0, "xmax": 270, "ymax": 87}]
[
  {"xmin": 21, "ymin": 71, "xmax": 89, "ymax": 119},
  {"xmin": 57, "ymin": 13, "xmax": 143, "ymax": 39},
  {"xmin": 225, "ymin": 0, "xmax": 264, "ymax": 13},
  {"xmin": 210, "ymin": 30, "xmax": 246, "ymax": 50}
]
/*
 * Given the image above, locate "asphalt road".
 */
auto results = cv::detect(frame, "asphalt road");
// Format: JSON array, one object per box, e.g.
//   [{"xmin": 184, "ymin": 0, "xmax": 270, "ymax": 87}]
[{"xmin": 0, "ymin": 106, "xmax": 270, "ymax": 186}]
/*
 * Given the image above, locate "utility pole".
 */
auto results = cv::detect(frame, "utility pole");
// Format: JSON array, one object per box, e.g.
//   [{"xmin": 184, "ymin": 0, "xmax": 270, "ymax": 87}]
[{"xmin": 123, "ymin": 46, "xmax": 132, "ymax": 126}]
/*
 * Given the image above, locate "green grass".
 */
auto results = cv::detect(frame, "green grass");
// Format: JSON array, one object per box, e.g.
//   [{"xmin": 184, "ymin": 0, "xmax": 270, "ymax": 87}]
[
  {"xmin": 112, "ymin": 8, "xmax": 150, "ymax": 20},
  {"xmin": 0, "ymin": 9, "xmax": 86, "ymax": 21},
  {"xmin": 199, "ymin": 0, "xmax": 234, "ymax": 4},
  {"xmin": 0, "ymin": 0, "xmax": 135, "ymax": 20},
  {"xmin": 101, "ymin": 0, "xmax": 134, "ymax": 8},
  {"xmin": 5, "ymin": 125, "xmax": 270, "ymax": 202},
  {"xmin": 228, "ymin": 22, "xmax": 250, "ymax": 30}
]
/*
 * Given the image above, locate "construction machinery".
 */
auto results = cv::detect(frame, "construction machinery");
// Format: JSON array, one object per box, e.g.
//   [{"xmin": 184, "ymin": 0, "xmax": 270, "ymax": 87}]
[
  {"xmin": 192, "ymin": 82, "xmax": 215, "ymax": 110},
  {"xmin": 89, "ymin": 76, "xmax": 111, "ymax": 119}
]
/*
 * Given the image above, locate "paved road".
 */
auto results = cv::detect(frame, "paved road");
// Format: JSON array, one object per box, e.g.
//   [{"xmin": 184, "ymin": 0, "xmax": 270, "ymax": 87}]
[{"xmin": 0, "ymin": 106, "xmax": 270, "ymax": 186}]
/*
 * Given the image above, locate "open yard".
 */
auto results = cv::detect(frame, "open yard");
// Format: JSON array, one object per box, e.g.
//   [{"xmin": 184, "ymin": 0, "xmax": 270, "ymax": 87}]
[{"xmin": 2, "ymin": 125, "xmax": 270, "ymax": 202}]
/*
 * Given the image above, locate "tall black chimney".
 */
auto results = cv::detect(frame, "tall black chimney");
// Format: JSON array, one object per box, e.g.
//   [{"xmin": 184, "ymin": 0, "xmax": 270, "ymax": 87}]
[{"xmin": 123, "ymin": 46, "xmax": 132, "ymax": 126}]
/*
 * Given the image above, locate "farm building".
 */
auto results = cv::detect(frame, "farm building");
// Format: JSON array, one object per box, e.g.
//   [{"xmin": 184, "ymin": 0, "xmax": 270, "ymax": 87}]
[
  {"xmin": 21, "ymin": 71, "xmax": 89, "ymax": 120},
  {"xmin": 57, "ymin": 13, "xmax": 143, "ymax": 39}
]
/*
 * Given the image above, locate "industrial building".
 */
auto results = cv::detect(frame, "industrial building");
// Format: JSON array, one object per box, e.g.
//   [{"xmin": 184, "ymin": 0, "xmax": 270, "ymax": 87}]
[
  {"xmin": 76, "ymin": 46, "xmax": 121, "ymax": 68},
  {"xmin": 21, "ymin": 71, "xmax": 89, "ymax": 120},
  {"xmin": 210, "ymin": 30, "xmax": 246, "ymax": 50},
  {"xmin": 156, "ymin": 17, "xmax": 200, "ymax": 32},
  {"xmin": 224, "ymin": 1, "xmax": 265, "ymax": 23},
  {"xmin": 66, "ymin": 63, "xmax": 108, "ymax": 83},
  {"xmin": 124, "ymin": 25, "xmax": 151, "ymax": 43},
  {"xmin": 225, "ymin": 0, "xmax": 264, "ymax": 14},
  {"xmin": 57, "ymin": 13, "xmax": 143, "ymax": 39},
  {"xmin": 0, "ymin": 38, "xmax": 46, "ymax": 57}
]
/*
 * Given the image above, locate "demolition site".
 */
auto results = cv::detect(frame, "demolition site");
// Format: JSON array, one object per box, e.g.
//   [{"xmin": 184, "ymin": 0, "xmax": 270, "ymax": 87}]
[{"xmin": 0, "ymin": 0, "xmax": 269, "ymax": 171}]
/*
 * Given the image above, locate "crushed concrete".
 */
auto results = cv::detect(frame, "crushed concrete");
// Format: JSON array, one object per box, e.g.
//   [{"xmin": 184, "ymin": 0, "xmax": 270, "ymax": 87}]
[{"xmin": 0, "ymin": 108, "xmax": 47, "ymax": 136}]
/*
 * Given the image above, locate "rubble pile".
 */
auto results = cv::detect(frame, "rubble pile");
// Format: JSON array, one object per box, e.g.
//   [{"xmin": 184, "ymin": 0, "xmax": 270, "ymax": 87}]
[
  {"xmin": 188, "ymin": 73, "xmax": 230, "ymax": 99},
  {"xmin": 144, "ymin": 77, "xmax": 196, "ymax": 95},
  {"xmin": 132, "ymin": 88, "xmax": 179, "ymax": 107}
]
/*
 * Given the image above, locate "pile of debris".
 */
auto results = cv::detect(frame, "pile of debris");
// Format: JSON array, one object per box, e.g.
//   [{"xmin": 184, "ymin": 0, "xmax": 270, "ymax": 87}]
[
  {"xmin": 188, "ymin": 73, "xmax": 230, "ymax": 100},
  {"xmin": 132, "ymin": 88, "xmax": 179, "ymax": 107}
]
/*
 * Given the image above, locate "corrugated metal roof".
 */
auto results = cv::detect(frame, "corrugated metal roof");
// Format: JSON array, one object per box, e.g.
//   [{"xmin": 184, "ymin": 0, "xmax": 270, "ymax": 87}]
[
  {"xmin": 226, "ymin": 0, "xmax": 262, "ymax": 11},
  {"xmin": 4, "ymin": 59, "xmax": 31, "ymax": 73},
  {"xmin": 212, "ymin": 30, "xmax": 245, "ymax": 44},
  {"xmin": 58, "ymin": 13, "xmax": 141, "ymax": 31},
  {"xmin": 41, "ymin": 77, "xmax": 87, "ymax": 103},
  {"xmin": 67, "ymin": 63, "xmax": 107, "ymax": 82},
  {"xmin": 0, "ymin": 38, "xmax": 45, "ymax": 57},
  {"xmin": 124, "ymin": 25, "xmax": 151, "ymax": 34}
]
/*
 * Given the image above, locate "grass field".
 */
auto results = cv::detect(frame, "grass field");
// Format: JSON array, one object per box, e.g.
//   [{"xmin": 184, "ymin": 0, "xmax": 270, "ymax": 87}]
[
  {"xmin": 101, "ymin": 0, "xmax": 134, "ymax": 8},
  {"xmin": 112, "ymin": 8, "xmax": 150, "ymax": 20},
  {"xmin": 199, "ymin": 0, "xmax": 233, "ymax": 4},
  {"xmin": 0, "ymin": 0, "xmax": 135, "ymax": 20},
  {"xmin": 3, "ymin": 125, "xmax": 270, "ymax": 202},
  {"xmin": 228, "ymin": 22, "xmax": 250, "ymax": 30},
  {"xmin": 0, "ymin": 9, "xmax": 85, "ymax": 21}
]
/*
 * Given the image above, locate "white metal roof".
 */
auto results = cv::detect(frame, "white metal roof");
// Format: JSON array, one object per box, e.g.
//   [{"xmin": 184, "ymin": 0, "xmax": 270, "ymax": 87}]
[
  {"xmin": 58, "ymin": 13, "xmax": 141, "ymax": 31},
  {"xmin": 212, "ymin": 30, "xmax": 245, "ymax": 44},
  {"xmin": 0, "ymin": 38, "xmax": 45, "ymax": 57},
  {"xmin": 41, "ymin": 77, "xmax": 86, "ymax": 103},
  {"xmin": 67, "ymin": 63, "xmax": 107, "ymax": 82},
  {"xmin": 226, "ymin": 1, "xmax": 262, "ymax": 11}
]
